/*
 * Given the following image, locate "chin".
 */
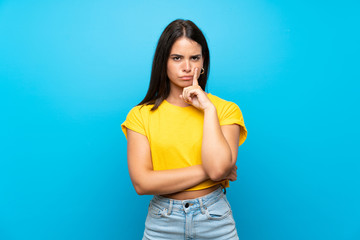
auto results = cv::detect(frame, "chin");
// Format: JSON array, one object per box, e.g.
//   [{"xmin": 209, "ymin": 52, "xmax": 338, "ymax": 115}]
[
  {"xmin": 170, "ymin": 80, "xmax": 192, "ymax": 90},
  {"xmin": 180, "ymin": 80, "xmax": 193, "ymax": 86},
  {"xmin": 180, "ymin": 83, "xmax": 192, "ymax": 89}
]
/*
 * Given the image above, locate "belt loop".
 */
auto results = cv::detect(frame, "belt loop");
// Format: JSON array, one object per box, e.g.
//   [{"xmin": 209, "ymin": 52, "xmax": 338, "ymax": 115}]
[
  {"xmin": 199, "ymin": 198, "xmax": 206, "ymax": 214},
  {"xmin": 222, "ymin": 185, "xmax": 227, "ymax": 195},
  {"xmin": 167, "ymin": 199, "xmax": 173, "ymax": 215}
]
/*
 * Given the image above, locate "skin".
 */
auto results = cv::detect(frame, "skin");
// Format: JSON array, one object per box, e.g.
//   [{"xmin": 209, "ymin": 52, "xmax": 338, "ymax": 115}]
[
  {"xmin": 166, "ymin": 37, "xmax": 204, "ymax": 106},
  {"xmin": 126, "ymin": 37, "xmax": 241, "ymax": 200}
]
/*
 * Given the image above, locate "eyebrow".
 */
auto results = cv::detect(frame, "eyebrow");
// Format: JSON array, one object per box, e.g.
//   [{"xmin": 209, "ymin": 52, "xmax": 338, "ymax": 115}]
[{"xmin": 169, "ymin": 54, "xmax": 202, "ymax": 57}]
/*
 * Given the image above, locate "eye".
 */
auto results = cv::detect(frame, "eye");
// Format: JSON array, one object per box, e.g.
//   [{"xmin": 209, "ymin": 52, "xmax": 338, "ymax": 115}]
[
  {"xmin": 172, "ymin": 56, "xmax": 181, "ymax": 61},
  {"xmin": 191, "ymin": 56, "xmax": 201, "ymax": 61}
]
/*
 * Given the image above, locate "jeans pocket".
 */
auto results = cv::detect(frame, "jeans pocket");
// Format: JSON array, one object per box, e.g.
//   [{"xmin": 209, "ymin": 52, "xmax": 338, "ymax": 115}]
[
  {"xmin": 205, "ymin": 196, "xmax": 232, "ymax": 220},
  {"xmin": 148, "ymin": 203, "xmax": 165, "ymax": 219}
]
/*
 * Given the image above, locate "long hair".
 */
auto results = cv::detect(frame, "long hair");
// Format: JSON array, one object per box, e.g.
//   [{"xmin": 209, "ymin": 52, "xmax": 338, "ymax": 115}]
[{"xmin": 138, "ymin": 19, "xmax": 210, "ymax": 110}]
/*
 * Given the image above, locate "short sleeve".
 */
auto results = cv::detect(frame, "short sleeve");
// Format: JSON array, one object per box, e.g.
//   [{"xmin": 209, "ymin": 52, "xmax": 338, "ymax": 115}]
[
  {"xmin": 121, "ymin": 106, "xmax": 146, "ymax": 139},
  {"xmin": 219, "ymin": 102, "xmax": 248, "ymax": 146}
]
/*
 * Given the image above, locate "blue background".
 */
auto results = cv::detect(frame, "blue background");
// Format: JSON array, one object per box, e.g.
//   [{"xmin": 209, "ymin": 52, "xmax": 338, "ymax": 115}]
[{"xmin": 1, "ymin": 0, "xmax": 359, "ymax": 239}]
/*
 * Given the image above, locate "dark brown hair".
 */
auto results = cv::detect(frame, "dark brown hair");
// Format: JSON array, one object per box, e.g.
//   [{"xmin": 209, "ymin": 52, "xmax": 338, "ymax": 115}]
[{"xmin": 138, "ymin": 19, "xmax": 210, "ymax": 110}]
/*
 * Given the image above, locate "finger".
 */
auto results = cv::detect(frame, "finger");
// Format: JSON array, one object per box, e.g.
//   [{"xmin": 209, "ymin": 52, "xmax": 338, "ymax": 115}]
[
  {"xmin": 182, "ymin": 90, "xmax": 192, "ymax": 104},
  {"xmin": 182, "ymin": 88, "xmax": 189, "ymax": 103},
  {"xmin": 188, "ymin": 89, "xmax": 201, "ymax": 103},
  {"xmin": 192, "ymin": 67, "xmax": 199, "ymax": 86},
  {"xmin": 182, "ymin": 88, "xmax": 189, "ymax": 101}
]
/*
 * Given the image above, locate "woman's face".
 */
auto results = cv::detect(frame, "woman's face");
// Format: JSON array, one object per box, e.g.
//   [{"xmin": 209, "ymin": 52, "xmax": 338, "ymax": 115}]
[{"xmin": 167, "ymin": 37, "xmax": 204, "ymax": 90}]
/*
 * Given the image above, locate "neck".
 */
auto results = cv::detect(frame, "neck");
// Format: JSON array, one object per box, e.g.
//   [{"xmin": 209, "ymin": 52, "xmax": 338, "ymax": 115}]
[{"xmin": 166, "ymin": 86, "xmax": 190, "ymax": 107}]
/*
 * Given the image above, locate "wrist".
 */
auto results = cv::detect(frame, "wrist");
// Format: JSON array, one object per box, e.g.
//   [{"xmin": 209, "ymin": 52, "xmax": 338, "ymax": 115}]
[{"xmin": 203, "ymin": 103, "xmax": 216, "ymax": 113}]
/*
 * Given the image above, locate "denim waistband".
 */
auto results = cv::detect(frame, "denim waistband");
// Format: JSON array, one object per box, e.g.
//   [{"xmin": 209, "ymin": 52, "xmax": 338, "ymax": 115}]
[{"xmin": 151, "ymin": 187, "xmax": 226, "ymax": 215}]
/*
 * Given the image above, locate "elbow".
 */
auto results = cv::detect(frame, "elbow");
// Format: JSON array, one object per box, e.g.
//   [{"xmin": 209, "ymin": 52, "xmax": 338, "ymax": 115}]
[
  {"xmin": 205, "ymin": 155, "xmax": 234, "ymax": 182},
  {"xmin": 133, "ymin": 182, "xmax": 150, "ymax": 195},
  {"xmin": 131, "ymin": 171, "xmax": 156, "ymax": 195},
  {"xmin": 134, "ymin": 186, "xmax": 146, "ymax": 195},
  {"xmin": 207, "ymin": 167, "xmax": 231, "ymax": 182},
  {"xmin": 208, "ymin": 172, "xmax": 226, "ymax": 182}
]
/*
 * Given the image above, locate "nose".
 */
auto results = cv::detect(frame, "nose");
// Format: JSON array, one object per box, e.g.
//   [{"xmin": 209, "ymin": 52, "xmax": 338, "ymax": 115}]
[{"xmin": 182, "ymin": 60, "xmax": 191, "ymax": 73}]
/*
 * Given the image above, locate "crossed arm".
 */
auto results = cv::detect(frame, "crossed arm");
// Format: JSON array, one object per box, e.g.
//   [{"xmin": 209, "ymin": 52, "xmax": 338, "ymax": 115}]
[{"xmin": 126, "ymin": 124, "xmax": 240, "ymax": 196}]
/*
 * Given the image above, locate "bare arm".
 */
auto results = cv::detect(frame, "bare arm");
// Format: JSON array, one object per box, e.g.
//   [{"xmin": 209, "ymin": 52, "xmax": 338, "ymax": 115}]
[
  {"xmin": 181, "ymin": 67, "xmax": 241, "ymax": 181},
  {"xmin": 202, "ymin": 110, "xmax": 241, "ymax": 181},
  {"xmin": 127, "ymin": 128, "xmax": 210, "ymax": 195}
]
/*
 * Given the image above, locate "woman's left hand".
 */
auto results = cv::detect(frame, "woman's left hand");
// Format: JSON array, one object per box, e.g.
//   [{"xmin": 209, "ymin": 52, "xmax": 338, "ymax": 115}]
[
  {"xmin": 180, "ymin": 68, "xmax": 214, "ymax": 111},
  {"xmin": 223, "ymin": 165, "xmax": 237, "ymax": 182}
]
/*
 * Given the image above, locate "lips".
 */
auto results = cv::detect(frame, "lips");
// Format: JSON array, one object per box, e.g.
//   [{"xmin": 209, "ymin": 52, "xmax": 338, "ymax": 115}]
[{"xmin": 179, "ymin": 76, "xmax": 193, "ymax": 80}]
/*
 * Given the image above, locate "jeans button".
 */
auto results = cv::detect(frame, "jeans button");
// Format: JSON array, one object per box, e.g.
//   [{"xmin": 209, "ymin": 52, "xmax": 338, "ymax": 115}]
[{"xmin": 185, "ymin": 203, "xmax": 189, "ymax": 208}]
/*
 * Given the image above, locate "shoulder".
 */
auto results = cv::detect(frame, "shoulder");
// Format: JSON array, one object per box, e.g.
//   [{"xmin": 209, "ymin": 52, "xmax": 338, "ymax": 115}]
[
  {"xmin": 208, "ymin": 93, "xmax": 240, "ymax": 113},
  {"xmin": 127, "ymin": 104, "xmax": 154, "ymax": 117},
  {"xmin": 208, "ymin": 93, "xmax": 248, "ymax": 145},
  {"xmin": 121, "ymin": 104, "xmax": 154, "ymax": 138},
  {"xmin": 125, "ymin": 103, "xmax": 156, "ymax": 125}
]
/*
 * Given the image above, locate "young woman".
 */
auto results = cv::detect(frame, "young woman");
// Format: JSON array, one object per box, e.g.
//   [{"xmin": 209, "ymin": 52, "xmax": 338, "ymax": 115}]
[{"xmin": 122, "ymin": 19, "xmax": 247, "ymax": 240}]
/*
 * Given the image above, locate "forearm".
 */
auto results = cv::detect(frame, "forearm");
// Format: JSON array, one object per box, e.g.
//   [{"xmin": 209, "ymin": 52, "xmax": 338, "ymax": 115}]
[
  {"xmin": 201, "ymin": 105, "xmax": 233, "ymax": 181},
  {"xmin": 131, "ymin": 165, "xmax": 209, "ymax": 195}
]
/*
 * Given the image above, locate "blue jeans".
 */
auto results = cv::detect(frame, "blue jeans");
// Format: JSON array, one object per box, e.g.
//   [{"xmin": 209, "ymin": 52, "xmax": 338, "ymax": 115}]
[{"xmin": 143, "ymin": 187, "xmax": 239, "ymax": 240}]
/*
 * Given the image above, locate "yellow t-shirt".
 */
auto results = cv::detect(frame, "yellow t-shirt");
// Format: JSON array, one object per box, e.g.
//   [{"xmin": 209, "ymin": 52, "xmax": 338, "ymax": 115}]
[{"xmin": 121, "ymin": 93, "xmax": 247, "ymax": 191}]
